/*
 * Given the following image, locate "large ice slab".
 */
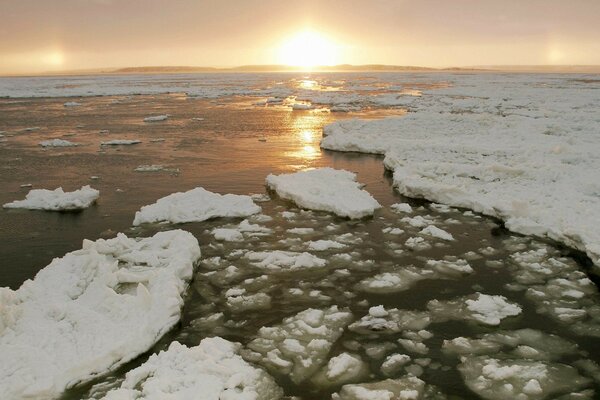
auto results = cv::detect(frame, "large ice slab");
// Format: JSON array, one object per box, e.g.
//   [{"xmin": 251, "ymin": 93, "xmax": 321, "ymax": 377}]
[
  {"xmin": 133, "ymin": 187, "xmax": 261, "ymax": 225},
  {"xmin": 266, "ymin": 168, "xmax": 381, "ymax": 219},
  {"xmin": 321, "ymin": 76, "xmax": 600, "ymax": 267},
  {"xmin": 0, "ymin": 230, "xmax": 201, "ymax": 399},
  {"xmin": 3, "ymin": 185, "xmax": 99, "ymax": 211},
  {"xmin": 102, "ymin": 338, "xmax": 282, "ymax": 400}
]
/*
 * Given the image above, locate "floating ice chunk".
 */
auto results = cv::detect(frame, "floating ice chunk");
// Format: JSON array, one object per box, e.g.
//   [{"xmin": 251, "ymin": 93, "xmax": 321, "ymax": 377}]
[
  {"xmin": 442, "ymin": 329, "xmax": 579, "ymax": 361},
  {"xmin": 101, "ymin": 139, "xmax": 141, "ymax": 145},
  {"xmin": 369, "ymin": 306, "xmax": 389, "ymax": 318},
  {"xmin": 332, "ymin": 377, "xmax": 433, "ymax": 400},
  {"xmin": 134, "ymin": 164, "xmax": 165, "ymax": 172},
  {"xmin": 459, "ymin": 357, "xmax": 591, "ymax": 400},
  {"xmin": 291, "ymin": 102, "xmax": 313, "ymax": 110},
  {"xmin": 425, "ymin": 258, "xmax": 473, "ymax": 277},
  {"xmin": 401, "ymin": 216, "xmax": 431, "ymax": 228},
  {"xmin": 266, "ymin": 168, "xmax": 381, "ymax": 219},
  {"xmin": 404, "ymin": 237, "xmax": 431, "ymax": 251},
  {"xmin": 349, "ymin": 307, "xmax": 430, "ymax": 335},
  {"xmin": 382, "ymin": 227, "xmax": 404, "ymax": 235},
  {"xmin": 226, "ymin": 291, "xmax": 271, "ymax": 312},
  {"xmin": 63, "ymin": 101, "xmax": 81, "ymax": 107},
  {"xmin": 213, "ymin": 228, "xmax": 244, "ymax": 242},
  {"xmin": 133, "ymin": 187, "xmax": 260, "ymax": 225},
  {"xmin": 0, "ymin": 230, "xmax": 201, "ymax": 400},
  {"xmin": 419, "ymin": 225, "xmax": 454, "ymax": 241},
  {"xmin": 381, "ymin": 354, "xmax": 412, "ymax": 376},
  {"xmin": 311, "ymin": 353, "xmax": 369, "ymax": 388},
  {"xmin": 391, "ymin": 203, "xmax": 413, "ymax": 213},
  {"xmin": 357, "ymin": 269, "xmax": 431, "ymax": 294},
  {"xmin": 39, "ymin": 139, "xmax": 79, "ymax": 147},
  {"xmin": 101, "ymin": 338, "xmax": 282, "ymax": 400},
  {"xmin": 242, "ymin": 306, "xmax": 353, "ymax": 383},
  {"xmin": 287, "ymin": 227, "xmax": 315, "ymax": 234},
  {"xmin": 143, "ymin": 114, "xmax": 169, "ymax": 122},
  {"xmin": 428, "ymin": 293, "xmax": 522, "ymax": 326},
  {"xmin": 251, "ymin": 193, "xmax": 271, "ymax": 202},
  {"xmin": 307, "ymin": 240, "xmax": 347, "ymax": 251},
  {"xmin": 245, "ymin": 250, "xmax": 326, "ymax": 271},
  {"xmin": 3, "ymin": 185, "xmax": 99, "ymax": 211}
]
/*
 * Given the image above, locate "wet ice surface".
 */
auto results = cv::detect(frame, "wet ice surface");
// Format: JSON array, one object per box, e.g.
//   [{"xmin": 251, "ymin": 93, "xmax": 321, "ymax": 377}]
[{"xmin": 0, "ymin": 73, "xmax": 599, "ymax": 400}]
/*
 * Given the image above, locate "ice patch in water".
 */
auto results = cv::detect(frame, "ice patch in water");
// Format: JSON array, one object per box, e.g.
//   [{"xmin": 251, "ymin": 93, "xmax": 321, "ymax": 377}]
[
  {"xmin": 133, "ymin": 187, "xmax": 260, "ymax": 225},
  {"xmin": 143, "ymin": 114, "xmax": 169, "ymax": 122},
  {"xmin": 3, "ymin": 185, "xmax": 99, "ymax": 211},
  {"xmin": 39, "ymin": 139, "xmax": 79, "ymax": 147},
  {"xmin": 244, "ymin": 250, "xmax": 326, "ymax": 271},
  {"xmin": 0, "ymin": 230, "xmax": 201, "ymax": 399},
  {"xmin": 242, "ymin": 306, "xmax": 353, "ymax": 383},
  {"xmin": 428, "ymin": 293, "xmax": 522, "ymax": 326},
  {"xmin": 101, "ymin": 338, "xmax": 282, "ymax": 400},
  {"xmin": 266, "ymin": 168, "xmax": 381, "ymax": 219}
]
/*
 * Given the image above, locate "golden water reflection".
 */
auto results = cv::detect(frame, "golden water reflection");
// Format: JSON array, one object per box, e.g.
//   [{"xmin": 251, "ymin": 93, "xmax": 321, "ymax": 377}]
[{"xmin": 284, "ymin": 115, "xmax": 326, "ymax": 167}]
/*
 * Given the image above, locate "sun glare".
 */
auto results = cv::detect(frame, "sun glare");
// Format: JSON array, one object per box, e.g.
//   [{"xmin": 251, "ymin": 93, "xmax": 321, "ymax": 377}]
[{"xmin": 278, "ymin": 30, "xmax": 339, "ymax": 68}]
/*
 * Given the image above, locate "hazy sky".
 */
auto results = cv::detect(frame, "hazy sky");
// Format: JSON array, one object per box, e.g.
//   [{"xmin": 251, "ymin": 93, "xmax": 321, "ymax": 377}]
[{"xmin": 1, "ymin": 0, "xmax": 600, "ymax": 74}]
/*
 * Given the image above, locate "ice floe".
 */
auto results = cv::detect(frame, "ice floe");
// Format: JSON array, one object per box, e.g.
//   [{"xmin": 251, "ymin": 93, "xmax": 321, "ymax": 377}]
[
  {"xmin": 428, "ymin": 293, "xmax": 522, "ymax": 326},
  {"xmin": 0, "ymin": 230, "xmax": 201, "ymax": 399},
  {"xmin": 133, "ymin": 187, "xmax": 260, "ymax": 225},
  {"xmin": 242, "ymin": 306, "xmax": 353, "ymax": 383},
  {"xmin": 3, "ymin": 185, "xmax": 99, "ymax": 211},
  {"xmin": 266, "ymin": 168, "xmax": 381, "ymax": 219},
  {"xmin": 39, "ymin": 139, "xmax": 79, "ymax": 147},
  {"xmin": 143, "ymin": 114, "xmax": 169, "ymax": 122},
  {"xmin": 101, "ymin": 338, "xmax": 282, "ymax": 400},
  {"xmin": 321, "ymin": 77, "xmax": 600, "ymax": 267}
]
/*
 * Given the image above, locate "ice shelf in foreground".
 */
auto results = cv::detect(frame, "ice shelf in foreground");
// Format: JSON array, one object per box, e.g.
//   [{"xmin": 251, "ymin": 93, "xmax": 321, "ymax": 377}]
[
  {"xmin": 101, "ymin": 338, "xmax": 282, "ymax": 400},
  {"xmin": 0, "ymin": 230, "xmax": 201, "ymax": 399},
  {"xmin": 266, "ymin": 168, "xmax": 381, "ymax": 219},
  {"xmin": 321, "ymin": 79, "xmax": 600, "ymax": 267},
  {"xmin": 3, "ymin": 185, "xmax": 99, "ymax": 211},
  {"xmin": 133, "ymin": 187, "xmax": 261, "ymax": 225}
]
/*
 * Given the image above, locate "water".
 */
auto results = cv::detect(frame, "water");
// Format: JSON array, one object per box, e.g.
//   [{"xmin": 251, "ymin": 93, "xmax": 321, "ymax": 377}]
[{"xmin": 1, "ymin": 84, "xmax": 599, "ymax": 399}]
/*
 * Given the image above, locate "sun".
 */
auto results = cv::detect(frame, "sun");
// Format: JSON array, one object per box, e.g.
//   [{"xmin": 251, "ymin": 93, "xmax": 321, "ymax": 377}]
[{"xmin": 277, "ymin": 30, "xmax": 339, "ymax": 68}]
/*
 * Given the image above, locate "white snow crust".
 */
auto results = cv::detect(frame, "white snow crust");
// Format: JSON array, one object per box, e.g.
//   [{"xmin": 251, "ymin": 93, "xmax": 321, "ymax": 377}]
[
  {"xmin": 321, "ymin": 74, "xmax": 600, "ymax": 267},
  {"xmin": 266, "ymin": 168, "xmax": 381, "ymax": 219},
  {"xmin": 0, "ymin": 230, "xmax": 201, "ymax": 399},
  {"xmin": 102, "ymin": 338, "xmax": 282, "ymax": 400},
  {"xmin": 133, "ymin": 187, "xmax": 261, "ymax": 225},
  {"xmin": 3, "ymin": 185, "xmax": 99, "ymax": 211}
]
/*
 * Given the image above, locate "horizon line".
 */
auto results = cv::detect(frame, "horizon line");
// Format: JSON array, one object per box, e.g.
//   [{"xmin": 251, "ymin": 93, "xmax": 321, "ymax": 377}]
[{"xmin": 2, "ymin": 63, "xmax": 600, "ymax": 78}]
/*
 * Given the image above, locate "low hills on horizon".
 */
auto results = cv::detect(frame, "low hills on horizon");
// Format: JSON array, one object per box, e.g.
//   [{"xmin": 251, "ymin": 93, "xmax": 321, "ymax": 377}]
[{"xmin": 5, "ymin": 64, "xmax": 600, "ymax": 77}]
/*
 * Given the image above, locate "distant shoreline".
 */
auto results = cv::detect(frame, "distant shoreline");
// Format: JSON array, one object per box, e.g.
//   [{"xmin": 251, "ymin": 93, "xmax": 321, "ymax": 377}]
[{"xmin": 1, "ymin": 64, "xmax": 600, "ymax": 78}]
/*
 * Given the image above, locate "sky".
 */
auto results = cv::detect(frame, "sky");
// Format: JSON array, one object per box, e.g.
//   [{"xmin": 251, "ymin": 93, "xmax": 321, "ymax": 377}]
[{"xmin": 1, "ymin": 0, "xmax": 600, "ymax": 74}]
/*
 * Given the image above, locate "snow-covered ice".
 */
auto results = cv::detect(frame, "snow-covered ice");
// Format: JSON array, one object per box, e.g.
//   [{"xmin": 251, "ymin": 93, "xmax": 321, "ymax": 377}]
[
  {"xmin": 143, "ymin": 114, "xmax": 169, "ymax": 122},
  {"xmin": 133, "ymin": 187, "xmax": 261, "ymax": 225},
  {"xmin": 266, "ymin": 168, "xmax": 381, "ymax": 219},
  {"xmin": 242, "ymin": 306, "xmax": 353, "ymax": 383},
  {"xmin": 321, "ymin": 75, "xmax": 600, "ymax": 268},
  {"xmin": 428, "ymin": 293, "xmax": 522, "ymax": 326},
  {"xmin": 0, "ymin": 230, "xmax": 201, "ymax": 399},
  {"xmin": 244, "ymin": 250, "xmax": 326, "ymax": 271},
  {"xmin": 39, "ymin": 139, "xmax": 79, "ymax": 147},
  {"xmin": 3, "ymin": 185, "xmax": 99, "ymax": 211},
  {"xmin": 102, "ymin": 338, "xmax": 282, "ymax": 400}
]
